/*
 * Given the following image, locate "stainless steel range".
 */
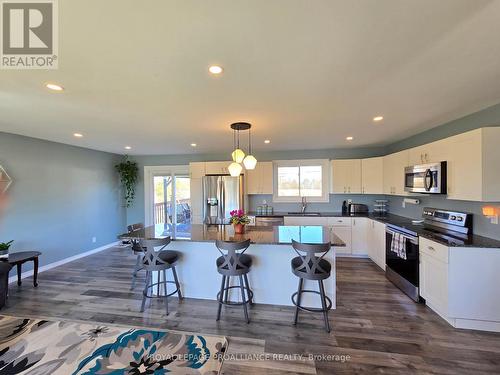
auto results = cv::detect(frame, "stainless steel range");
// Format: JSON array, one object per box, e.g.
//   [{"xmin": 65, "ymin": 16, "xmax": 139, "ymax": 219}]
[{"xmin": 385, "ymin": 207, "xmax": 473, "ymax": 302}]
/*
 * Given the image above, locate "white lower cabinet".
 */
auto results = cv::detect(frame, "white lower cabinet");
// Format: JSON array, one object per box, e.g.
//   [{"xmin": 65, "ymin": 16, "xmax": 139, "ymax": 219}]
[
  {"xmin": 351, "ymin": 218, "xmax": 368, "ymax": 255},
  {"xmin": 331, "ymin": 226, "xmax": 352, "ymax": 255},
  {"xmin": 281, "ymin": 217, "xmax": 387, "ymax": 265},
  {"xmin": 419, "ymin": 239, "xmax": 449, "ymax": 315},
  {"xmin": 367, "ymin": 219, "xmax": 386, "ymax": 270},
  {"xmin": 419, "ymin": 237, "xmax": 500, "ymax": 332}
]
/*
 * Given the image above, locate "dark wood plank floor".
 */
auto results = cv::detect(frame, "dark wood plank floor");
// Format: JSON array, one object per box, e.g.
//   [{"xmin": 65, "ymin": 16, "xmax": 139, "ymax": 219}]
[{"xmin": 3, "ymin": 246, "xmax": 500, "ymax": 374}]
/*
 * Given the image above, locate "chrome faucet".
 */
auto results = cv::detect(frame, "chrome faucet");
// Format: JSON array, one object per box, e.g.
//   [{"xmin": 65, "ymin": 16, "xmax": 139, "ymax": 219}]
[{"xmin": 301, "ymin": 196, "xmax": 307, "ymax": 213}]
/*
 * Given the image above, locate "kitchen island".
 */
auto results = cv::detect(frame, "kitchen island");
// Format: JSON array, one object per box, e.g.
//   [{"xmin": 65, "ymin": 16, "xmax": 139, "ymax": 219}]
[{"xmin": 121, "ymin": 224, "xmax": 345, "ymax": 309}]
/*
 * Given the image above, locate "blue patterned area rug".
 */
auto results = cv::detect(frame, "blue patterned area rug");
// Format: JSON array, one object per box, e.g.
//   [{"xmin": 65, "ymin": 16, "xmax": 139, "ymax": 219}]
[{"xmin": 0, "ymin": 315, "xmax": 227, "ymax": 374}]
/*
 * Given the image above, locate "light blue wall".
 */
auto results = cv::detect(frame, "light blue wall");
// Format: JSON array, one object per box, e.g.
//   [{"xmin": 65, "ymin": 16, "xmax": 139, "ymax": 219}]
[
  {"xmin": 248, "ymin": 194, "xmax": 386, "ymax": 213},
  {"xmin": 386, "ymin": 102, "xmax": 500, "ymax": 153},
  {"xmin": 0, "ymin": 132, "xmax": 126, "ymax": 273}
]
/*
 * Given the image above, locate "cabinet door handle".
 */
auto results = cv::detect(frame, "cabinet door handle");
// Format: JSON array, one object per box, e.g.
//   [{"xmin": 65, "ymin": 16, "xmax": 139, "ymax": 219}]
[{"xmin": 428, "ymin": 246, "xmax": 435, "ymax": 252}]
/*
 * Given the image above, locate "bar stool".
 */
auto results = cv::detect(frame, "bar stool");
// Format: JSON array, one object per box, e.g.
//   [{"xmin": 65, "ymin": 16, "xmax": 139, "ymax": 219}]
[
  {"xmin": 291, "ymin": 239, "xmax": 332, "ymax": 332},
  {"xmin": 139, "ymin": 237, "xmax": 183, "ymax": 315},
  {"xmin": 127, "ymin": 223, "xmax": 145, "ymax": 290},
  {"xmin": 215, "ymin": 239, "xmax": 254, "ymax": 323}
]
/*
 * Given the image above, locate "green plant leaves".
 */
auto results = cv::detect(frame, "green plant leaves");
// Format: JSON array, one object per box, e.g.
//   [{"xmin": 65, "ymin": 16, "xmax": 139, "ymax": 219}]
[{"xmin": 115, "ymin": 156, "xmax": 139, "ymax": 208}]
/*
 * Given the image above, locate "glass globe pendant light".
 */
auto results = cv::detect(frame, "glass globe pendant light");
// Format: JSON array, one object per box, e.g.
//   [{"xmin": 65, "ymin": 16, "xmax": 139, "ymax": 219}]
[
  {"xmin": 243, "ymin": 127, "xmax": 257, "ymax": 170},
  {"xmin": 228, "ymin": 161, "xmax": 243, "ymax": 177},
  {"xmin": 227, "ymin": 122, "xmax": 256, "ymax": 175},
  {"xmin": 231, "ymin": 126, "xmax": 245, "ymax": 163}
]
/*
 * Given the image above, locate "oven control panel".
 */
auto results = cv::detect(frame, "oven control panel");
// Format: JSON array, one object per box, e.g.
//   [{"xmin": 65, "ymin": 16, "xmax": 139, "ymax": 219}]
[{"xmin": 422, "ymin": 207, "xmax": 471, "ymax": 228}]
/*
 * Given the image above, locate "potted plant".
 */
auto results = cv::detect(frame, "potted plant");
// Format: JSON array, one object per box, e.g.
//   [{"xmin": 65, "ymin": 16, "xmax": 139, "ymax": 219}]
[
  {"xmin": 0, "ymin": 240, "xmax": 13, "ymax": 260},
  {"xmin": 229, "ymin": 210, "xmax": 250, "ymax": 234},
  {"xmin": 115, "ymin": 156, "xmax": 139, "ymax": 207}
]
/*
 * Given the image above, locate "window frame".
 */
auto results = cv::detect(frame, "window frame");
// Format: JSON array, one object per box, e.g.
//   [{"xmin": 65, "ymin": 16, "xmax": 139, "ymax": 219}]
[{"xmin": 272, "ymin": 159, "xmax": 330, "ymax": 203}]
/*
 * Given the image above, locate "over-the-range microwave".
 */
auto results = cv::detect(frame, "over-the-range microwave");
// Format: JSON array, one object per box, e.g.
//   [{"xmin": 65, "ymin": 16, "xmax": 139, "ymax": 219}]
[{"xmin": 404, "ymin": 161, "xmax": 447, "ymax": 194}]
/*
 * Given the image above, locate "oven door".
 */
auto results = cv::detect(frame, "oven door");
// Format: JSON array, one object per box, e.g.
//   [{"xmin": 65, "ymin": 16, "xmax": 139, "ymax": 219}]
[
  {"xmin": 404, "ymin": 162, "xmax": 446, "ymax": 194},
  {"xmin": 385, "ymin": 226, "xmax": 420, "ymax": 301}
]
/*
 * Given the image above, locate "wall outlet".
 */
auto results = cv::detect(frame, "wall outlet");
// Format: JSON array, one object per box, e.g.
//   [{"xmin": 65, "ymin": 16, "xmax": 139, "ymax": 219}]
[{"xmin": 92, "ymin": 237, "xmax": 97, "ymax": 243}]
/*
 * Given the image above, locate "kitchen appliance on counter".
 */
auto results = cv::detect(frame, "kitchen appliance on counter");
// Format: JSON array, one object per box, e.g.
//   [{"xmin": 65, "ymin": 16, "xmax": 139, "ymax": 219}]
[
  {"xmin": 385, "ymin": 207, "xmax": 473, "ymax": 302},
  {"xmin": 373, "ymin": 199, "xmax": 389, "ymax": 215},
  {"xmin": 203, "ymin": 175, "xmax": 244, "ymax": 224},
  {"xmin": 348, "ymin": 203, "xmax": 368, "ymax": 215},
  {"xmin": 404, "ymin": 161, "xmax": 447, "ymax": 194}
]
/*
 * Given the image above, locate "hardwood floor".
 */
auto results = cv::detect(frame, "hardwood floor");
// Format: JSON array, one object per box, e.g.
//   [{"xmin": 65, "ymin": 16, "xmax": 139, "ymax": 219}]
[{"xmin": 3, "ymin": 246, "xmax": 500, "ymax": 374}]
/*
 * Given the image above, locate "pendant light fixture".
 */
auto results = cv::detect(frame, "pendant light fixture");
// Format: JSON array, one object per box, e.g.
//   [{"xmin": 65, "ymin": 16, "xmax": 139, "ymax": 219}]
[
  {"xmin": 231, "ymin": 125, "xmax": 246, "ymax": 163},
  {"xmin": 243, "ymin": 125, "xmax": 257, "ymax": 170},
  {"xmin": 228, "ymin": 122, "xmax": 257, "ymax": 176}
]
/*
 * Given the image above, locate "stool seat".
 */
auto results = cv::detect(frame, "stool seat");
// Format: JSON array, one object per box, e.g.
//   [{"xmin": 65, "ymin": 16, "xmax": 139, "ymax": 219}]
[
  {"xmin": 143, "ymin": 250, "xmax": 179, "ymax": 266},
  {"xmin": 291, "ymin": 256, "xmax": 331, "ymax": 279},
  {"xmin": 216, "ymin": 254, "xmax": 252, "ymax": 269}
]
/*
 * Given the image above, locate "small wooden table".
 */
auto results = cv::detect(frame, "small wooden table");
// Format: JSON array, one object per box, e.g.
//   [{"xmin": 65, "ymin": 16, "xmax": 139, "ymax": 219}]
[{"xmin": 6, "ymin": 251, "xmax": 41, "ymax": 287}]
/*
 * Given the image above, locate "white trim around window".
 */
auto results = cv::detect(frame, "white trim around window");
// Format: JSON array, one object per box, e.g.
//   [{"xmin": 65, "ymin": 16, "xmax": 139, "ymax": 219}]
[
  {"xmin": 144, "ymin": 165, "xmax": 189, "ymax": 226},
  {"xmin": 272, "ymin": 159, "xmax": 330, "ymax": 203}
]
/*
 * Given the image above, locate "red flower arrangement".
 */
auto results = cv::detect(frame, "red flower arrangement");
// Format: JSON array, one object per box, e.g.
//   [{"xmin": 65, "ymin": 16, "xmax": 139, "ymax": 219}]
[{"xmin": 229, "ymin": 209, "xmax": 250, "ymax": 234}]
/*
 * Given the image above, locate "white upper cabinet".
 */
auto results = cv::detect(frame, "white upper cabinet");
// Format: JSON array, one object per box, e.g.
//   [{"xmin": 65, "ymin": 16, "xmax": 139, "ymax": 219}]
[
  {"xmin": 408, "ymin": 138, "xmax": 452, "ymax": 165},
  {"xmin": 205, "ymin": 161, "xmax": 231, "ymax": 175},
  {"xmin": 189, "ymin": 162, "xmax": 206, "ymax": 178},
  {"xmin": 361, "ymin": 157, "xmax": 384, "ymax": 194},
  {"xmin": 446, "ymin": 127, "xmax": 500, "ymax": 201},
  {"xmin": 246, "ymin": 162, "xmax": 273, "ymax": 195},
  {"xmin": 330, "ymin": 159, "xmax": 362, "ymax": 194},
  {"xmin": 383, "ymin": 150, "xmax": 409, "ymax": 196}
]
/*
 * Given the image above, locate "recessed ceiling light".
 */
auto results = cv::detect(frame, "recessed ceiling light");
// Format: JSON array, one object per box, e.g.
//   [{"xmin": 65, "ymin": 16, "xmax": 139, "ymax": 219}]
[
  {"xmin": 73, "ymin": 133, "xmax": 83, "ymax": 138},
  {"xmin": 264, "ymin": 139, "xmax": 271, "ymax": 144},
  {"xmin": 346, "ymin": 136, "xmax": 354, "ymax": 141},
  {"xmin": 208, "ymin": 65, "xmax": 223, "ymax": 75},
  {"xmin": 190, "ymin": 143, "xmax": 197, "ymax": 147},
  {"xmin": 373, "ymin": 116, "xmax": 384, "ymax": 122},
  {"xmin": 46, "ymin": 83, "xmax": 64, "ymax": 91},
  {"xmin": 125, "ymin": 146, "xmax": 132, "ymax": 150}
]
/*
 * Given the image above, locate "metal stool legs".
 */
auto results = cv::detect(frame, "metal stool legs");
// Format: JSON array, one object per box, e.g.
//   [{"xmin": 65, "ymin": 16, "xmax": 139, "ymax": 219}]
[
  {"xmin": 293, "ymin": 278, "xmax": 304, "ymax": 325},
  {"xmin": 131, "ymin": 253, "xmax": 142, "ymax": 290},
  {"xmin": 292, "ymin": 278, "xmax": 332, "ymax": 333},
  {"xmin": 140, "ymin": 267, "xmax": 182, "ymax": 315},
  {"xmin": 216, "ymin": 274, "xmax": 253, "ymax": 323}
]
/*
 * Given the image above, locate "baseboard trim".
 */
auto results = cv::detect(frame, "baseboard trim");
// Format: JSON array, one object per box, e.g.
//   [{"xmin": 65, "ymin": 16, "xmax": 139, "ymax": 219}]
[{"xmin": 8, "ymin": 241, "xmax": 119, "ymax": 285}]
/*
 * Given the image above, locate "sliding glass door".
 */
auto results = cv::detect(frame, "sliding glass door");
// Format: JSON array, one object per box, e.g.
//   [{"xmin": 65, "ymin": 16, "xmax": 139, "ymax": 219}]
[{"xmin": 144, "ymin": 166, "xmax": 191, "ymax": 235}]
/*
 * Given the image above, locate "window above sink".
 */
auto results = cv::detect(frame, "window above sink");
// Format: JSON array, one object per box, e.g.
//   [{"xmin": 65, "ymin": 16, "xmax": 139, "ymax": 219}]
[{"xmin": 272, "ymin": 159, "xmax": 330, "ymax": 203}]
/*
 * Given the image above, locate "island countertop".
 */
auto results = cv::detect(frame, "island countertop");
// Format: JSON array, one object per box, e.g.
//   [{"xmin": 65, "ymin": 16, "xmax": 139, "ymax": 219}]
[{"xmin": 120, "ymin": 224, "xmax": 345, "ymax": 247}]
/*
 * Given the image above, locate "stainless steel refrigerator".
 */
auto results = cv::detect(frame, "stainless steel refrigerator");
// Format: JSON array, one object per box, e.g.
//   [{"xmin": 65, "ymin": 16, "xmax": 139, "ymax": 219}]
[{"xmin": 202, "ymin": 175, "xmax": 244, "ymax": 224}]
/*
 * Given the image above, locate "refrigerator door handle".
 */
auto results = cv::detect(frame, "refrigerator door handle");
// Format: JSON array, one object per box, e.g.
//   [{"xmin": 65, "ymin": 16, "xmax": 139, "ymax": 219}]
[{"xmin": 220, "ymin": 178, "xmax": 225, "ymax": 222}]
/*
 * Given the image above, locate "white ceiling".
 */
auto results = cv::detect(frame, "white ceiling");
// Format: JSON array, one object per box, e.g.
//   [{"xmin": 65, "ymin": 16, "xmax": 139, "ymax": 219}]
[{"xmin": 1, "ymin": 0, "xmax": 500, "ymax": 155}]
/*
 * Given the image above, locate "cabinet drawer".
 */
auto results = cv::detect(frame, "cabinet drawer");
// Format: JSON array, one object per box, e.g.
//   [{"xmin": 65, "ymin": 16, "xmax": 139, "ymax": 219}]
[
  {"xmin": 420, "ymin": 237, "xmax": 449, "ymax": 263},
  {"xmin": 327, "ymin": 217, "xmax": 351, "ymax": 226}
]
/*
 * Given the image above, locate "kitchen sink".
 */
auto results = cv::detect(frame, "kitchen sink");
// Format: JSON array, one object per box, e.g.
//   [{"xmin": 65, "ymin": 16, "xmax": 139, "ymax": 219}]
[{"xmin": 287, "ymin": 212, "xmax": 321, "ymax": 216}]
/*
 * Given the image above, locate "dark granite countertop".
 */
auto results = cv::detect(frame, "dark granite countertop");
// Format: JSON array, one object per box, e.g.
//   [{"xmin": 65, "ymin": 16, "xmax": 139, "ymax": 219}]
[
  {"xmin": 248, "ymin": 211, "xmax": 500, "ymax": 248},
  {"xmin": 120, "ymin": 224, "xmax": 345, "ymax": 247}
]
